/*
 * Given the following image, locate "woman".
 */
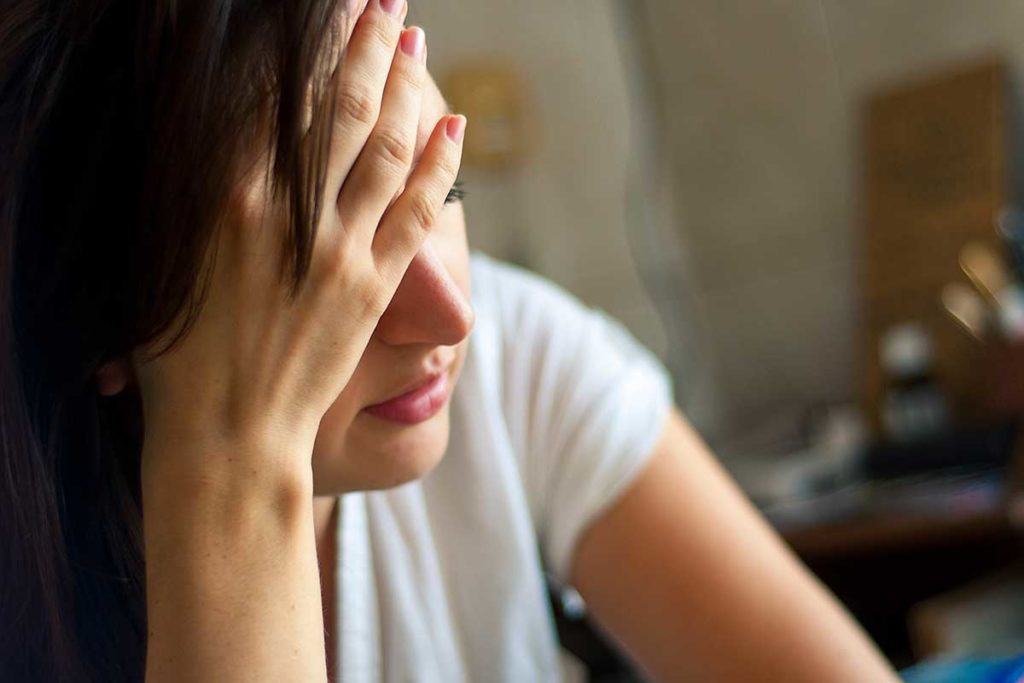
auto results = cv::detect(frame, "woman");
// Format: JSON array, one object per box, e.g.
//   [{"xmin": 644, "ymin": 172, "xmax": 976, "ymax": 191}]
[{"xmin": 1, "ymin": 0, "xmax": 900, "ymax": 680}]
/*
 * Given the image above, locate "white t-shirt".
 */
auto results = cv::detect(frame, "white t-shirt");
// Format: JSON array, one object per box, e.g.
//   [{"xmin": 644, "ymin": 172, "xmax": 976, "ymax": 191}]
[{"xmin": 333, "ymin": 254, "xmax": 673, "ymax": 682}]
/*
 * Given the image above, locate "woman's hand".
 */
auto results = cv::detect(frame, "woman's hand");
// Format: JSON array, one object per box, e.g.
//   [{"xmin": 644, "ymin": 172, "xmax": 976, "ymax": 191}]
[
  {"xmin": 140, "ymin": 2, "xmax": 464, "ymax": 681},
  {"xmin": 136, "ymin": 0, "xmax": 465, "ymax": 480}
]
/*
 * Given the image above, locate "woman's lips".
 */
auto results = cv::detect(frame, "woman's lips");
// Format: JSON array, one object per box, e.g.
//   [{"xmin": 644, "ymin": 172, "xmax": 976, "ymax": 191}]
[{"xmin": 363, "ymin": 372, "xmax": 450, "ymax": 424}]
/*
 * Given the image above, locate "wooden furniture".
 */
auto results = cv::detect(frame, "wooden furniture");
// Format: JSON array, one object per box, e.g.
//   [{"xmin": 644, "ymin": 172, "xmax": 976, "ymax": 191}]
[
  {"xmin": 781, "ymin": 438, "xmax": 1024, "ymax": 667},
  {"xmin": 861, "ymin": 60, "xmax": 1009, "ymax": 433},
  {"xmin": 790, "ymin": 511, "xmax": 1022, "ymax": 667}
]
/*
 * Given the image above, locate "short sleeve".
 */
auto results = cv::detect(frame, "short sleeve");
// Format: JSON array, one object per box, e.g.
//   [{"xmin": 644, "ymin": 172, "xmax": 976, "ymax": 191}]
[{"xmin": 472, "ymin": 255, "xmax": 673, "ymax": 585}]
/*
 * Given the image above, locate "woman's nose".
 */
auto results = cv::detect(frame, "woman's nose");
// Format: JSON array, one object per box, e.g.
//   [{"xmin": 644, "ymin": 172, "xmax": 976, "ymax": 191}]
[{"xmin": 374, "ymin": 241, "xmax": 475, "ymax": 347}]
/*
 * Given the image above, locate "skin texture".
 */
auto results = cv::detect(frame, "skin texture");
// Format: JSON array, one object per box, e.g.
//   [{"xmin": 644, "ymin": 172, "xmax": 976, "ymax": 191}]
[
  {"xmin": 309, "ymin": 76, "xmax": 473, "ymax": 497},
  {"xmin": 310, "ymin": 76, "xmax": 472, "ymax": 675}
]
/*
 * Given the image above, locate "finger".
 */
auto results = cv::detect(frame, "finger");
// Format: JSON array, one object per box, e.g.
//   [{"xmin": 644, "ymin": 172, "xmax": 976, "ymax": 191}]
[
  {"xmin": 331, "ymin": 0, "xmax": 406, "ymax": 77},
  {"xmin": 373, "ymin": 114, "xmax": 465, "ymax": 284},
  {"xmin": 322, "ymin": 0, "xmax": 408, "ymax": 196},
  {"xmin": 302, "ymin": 1, "xmax": 405, "ymax": 138},
  {"xmin": 337, "ymin": 26, "xmax": 426, "ymax": 232}
]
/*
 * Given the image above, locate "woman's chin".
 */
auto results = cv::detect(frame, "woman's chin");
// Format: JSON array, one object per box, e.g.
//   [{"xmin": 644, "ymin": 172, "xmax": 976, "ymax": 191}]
[{"xmin": 312, "ymin": 404, "xmax": 452, "ymax": 495}]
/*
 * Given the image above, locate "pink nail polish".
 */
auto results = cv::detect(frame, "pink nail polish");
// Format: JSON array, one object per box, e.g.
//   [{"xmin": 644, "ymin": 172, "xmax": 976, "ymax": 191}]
[
  {"xmin": 400, "ymin": 27, "xmax": 425, "ymax": 60},
  {"xmin": 446, "ymin": 115, "xmax": 466, "ymax": 144},
  {"xmin": 380, "ymin": 0, "xmax": 402, "ymax": 17}
]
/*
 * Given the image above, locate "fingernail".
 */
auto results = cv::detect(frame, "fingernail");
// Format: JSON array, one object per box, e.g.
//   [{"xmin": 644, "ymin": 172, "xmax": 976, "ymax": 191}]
[
  {"xmin": 446, "ymin": 115, "xmax": 466, "ymax": 143},
  {"xmin": 400, "ymin": 27, "xmax": 425, "ymax": 61},
  {"xmin": 380, "ymin": 0, "xmax": 402, "ymax": 17}
]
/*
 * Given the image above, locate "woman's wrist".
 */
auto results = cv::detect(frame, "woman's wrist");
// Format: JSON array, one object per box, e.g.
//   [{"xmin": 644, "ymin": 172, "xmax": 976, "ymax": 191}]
[{"xmin": 140, "ymin": 426, "xmax": 317, "ymax": 521}]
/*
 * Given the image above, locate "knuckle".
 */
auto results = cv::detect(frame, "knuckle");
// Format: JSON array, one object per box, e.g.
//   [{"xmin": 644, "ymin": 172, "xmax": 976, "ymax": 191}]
[
  {"xmin": 335, "ymin": 83, "xmax": 378, "ymax": 128},
  {"xmin": 391, "ymin": 62, "xmax": 423, "ymax": 91},
  {"xmin": 436, "ymin": 154, "xmax": 460, "ymax": 184},
  {"xmin": 370, "ymin": 128, "xmax": 415, "ymax": 170},
  {"xmin": 358, "ymin": 14, "xmax": 395, "ymax": 54},
  {"xmin": 407, "ymin": 191, "xmax": 439, "ymax": 234},
  {"xmin": 312, "ymin": 229, "xmax": 349, "ymax": 281},
  {"xmin": 355, "ymin": 278, "xmax": 388, "ymax": 318},
  {"xmin": 319, "ymin": 241, "xmax": 348, "ymax": 280}
]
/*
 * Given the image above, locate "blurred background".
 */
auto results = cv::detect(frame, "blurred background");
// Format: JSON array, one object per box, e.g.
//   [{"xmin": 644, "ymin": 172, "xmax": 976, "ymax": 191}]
[{"xmin": 414, "ymin": 0, "xmax": 1024, "ymax": 676}]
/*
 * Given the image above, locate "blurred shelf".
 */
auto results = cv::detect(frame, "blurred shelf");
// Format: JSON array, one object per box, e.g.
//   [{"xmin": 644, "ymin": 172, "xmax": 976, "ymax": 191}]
[
  {"xmin": 770, "ymin": 452, "xmax": 1024, "ymax": 667},
  {"xmin": 784, "ymin": 505, "xmax": 1017, "ymax": 559}
]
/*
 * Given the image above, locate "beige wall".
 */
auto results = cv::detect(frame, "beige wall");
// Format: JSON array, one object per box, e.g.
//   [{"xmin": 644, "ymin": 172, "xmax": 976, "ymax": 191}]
[
  {"xmin": 422, "ymin": 0, "xmax": 1024, "ymax": 442},
  {"xmin": 416, "ymin": 0, "xmax": 722, "ymax": 433},
  {"xmin": 638, "ymin": 0, "xmax": 1024, "ymax": 439}
]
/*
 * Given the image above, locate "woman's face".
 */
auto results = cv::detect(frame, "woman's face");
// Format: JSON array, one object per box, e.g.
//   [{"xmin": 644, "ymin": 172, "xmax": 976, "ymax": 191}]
[{"xmin": 309, "ymin": 73, "xmax": 475, "ymax": 495}]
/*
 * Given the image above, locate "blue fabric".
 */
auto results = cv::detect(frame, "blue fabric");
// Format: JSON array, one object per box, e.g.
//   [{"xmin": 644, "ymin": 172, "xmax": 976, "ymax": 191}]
[{"xmin": 902, "ymin": 656, "xmax": 1024, "ymax": 683}]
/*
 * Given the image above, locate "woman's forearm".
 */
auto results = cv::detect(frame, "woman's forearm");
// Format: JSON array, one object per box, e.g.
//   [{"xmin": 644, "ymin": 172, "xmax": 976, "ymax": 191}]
[{"xmin": 142, "ymin": 442, "xmax": 326, "ymax": 683}]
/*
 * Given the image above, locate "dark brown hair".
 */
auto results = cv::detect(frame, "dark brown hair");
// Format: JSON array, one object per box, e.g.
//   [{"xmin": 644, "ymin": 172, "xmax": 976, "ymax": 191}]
[{"xmin": 1, "ymin": 0, "xmax": 345, "ymax": 678}]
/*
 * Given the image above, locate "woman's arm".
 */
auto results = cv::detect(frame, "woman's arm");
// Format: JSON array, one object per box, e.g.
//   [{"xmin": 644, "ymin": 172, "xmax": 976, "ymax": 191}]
[
  {"xmin": 142, "ymin": 440, "xmax": 326, "ymax": 682},
  {"xmin": 570, "ymin": 409, "xmax": 899, "ymax": 682}
]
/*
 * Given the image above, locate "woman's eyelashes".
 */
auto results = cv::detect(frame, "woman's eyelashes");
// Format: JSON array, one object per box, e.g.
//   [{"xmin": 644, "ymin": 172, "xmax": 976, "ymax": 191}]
[{"xmin": 445, "ymin": 179, "xmax": 465, "ymax": 204}]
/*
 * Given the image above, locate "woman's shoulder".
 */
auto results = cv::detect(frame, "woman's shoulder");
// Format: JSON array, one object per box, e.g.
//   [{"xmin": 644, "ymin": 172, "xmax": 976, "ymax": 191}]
[
  {"xmin": 468, "ymin": 252, "xmax": 597, "ymax": 344},
  {"xmin": 462, "ymin": 252, "xmax": 671, "ymax": 454},
  {"xmin": 468, "ymin": 252, "xmax": 667, "ymax": 377},
  {"xmin": 470, "ymin": 252, "xmax": 578, "ymax": 312},
  {"xmin": 460, "ymin": 255, "xmax": 673, "ymax": 583}
]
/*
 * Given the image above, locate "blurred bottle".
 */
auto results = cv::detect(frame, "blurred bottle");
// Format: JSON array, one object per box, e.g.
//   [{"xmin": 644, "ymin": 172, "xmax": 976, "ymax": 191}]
[{"xmin": 880, "ymin": 322, "xmax": 949, "ymax": 441}]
